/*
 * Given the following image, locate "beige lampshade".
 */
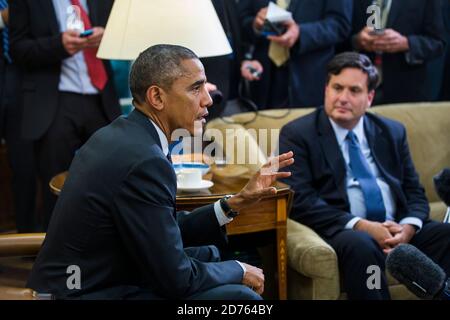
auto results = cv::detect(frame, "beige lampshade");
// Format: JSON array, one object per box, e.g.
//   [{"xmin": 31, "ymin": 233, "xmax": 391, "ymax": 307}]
[{"xmin": 97, "ymin": 0, "xmax": 232, "ymax": 60}]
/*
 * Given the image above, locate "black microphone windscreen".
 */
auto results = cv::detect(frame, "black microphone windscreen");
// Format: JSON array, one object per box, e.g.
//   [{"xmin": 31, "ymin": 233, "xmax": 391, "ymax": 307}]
[
  {"xmin": 386, "ymin": 244, "xmax": 446, "ymax": 299},
  {"xmin": 434, "ymin": 168, "xmax": 450, "ymax": 206}
]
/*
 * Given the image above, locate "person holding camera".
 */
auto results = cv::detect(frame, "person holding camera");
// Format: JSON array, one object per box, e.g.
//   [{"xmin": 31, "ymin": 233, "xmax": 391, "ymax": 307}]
[
  {"xmin": 351, "ymin": 0, "xmax": 446, "ymax": 105},
  {"xmin": 238, "ymin": 0, "xmax": 353, "ymax": 110}
]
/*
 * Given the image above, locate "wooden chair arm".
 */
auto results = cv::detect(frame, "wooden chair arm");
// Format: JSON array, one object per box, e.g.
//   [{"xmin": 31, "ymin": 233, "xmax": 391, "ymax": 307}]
[{"xmin": 0, "ymin": 233, "xmax": 45, "ymax": 257}]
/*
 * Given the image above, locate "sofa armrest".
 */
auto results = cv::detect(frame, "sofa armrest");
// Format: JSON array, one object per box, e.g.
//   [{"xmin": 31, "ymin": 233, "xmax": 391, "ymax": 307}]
[
  {"xmin": 205, "ymin": 118, "xmax": 267, "ymax": 172},
  {"xmin": 287, "ymin": 219, "xmax": 341, "ymax": 299},
  {"xmin": 287, "ymin": 219, "xmax": 338, "ymax": 278}
]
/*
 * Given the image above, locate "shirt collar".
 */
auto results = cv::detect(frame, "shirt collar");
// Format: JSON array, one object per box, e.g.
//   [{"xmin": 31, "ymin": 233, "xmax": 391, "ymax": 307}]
[
  {"xmin": 148, "ymin": 119, "xmax": 169, "ymax": 156},
  {"xmin": 329, "ymin": 116, "xmax": 365, "ymax": 147}
]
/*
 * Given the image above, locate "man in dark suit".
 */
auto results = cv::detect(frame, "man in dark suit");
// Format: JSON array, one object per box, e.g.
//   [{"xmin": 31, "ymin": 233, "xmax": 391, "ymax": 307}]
[
  {"xmin": 202, "ymin": 0, "xmax": 263, "ymax": 120},
  {"xmin": 352, "ymin": 0, "xmax": 446, "ymax": 105},
  {"xmin": 0, "ymin": 0, "xmax": 37, "ymax": 232},
  {"xmin": 279, "ymin": 52, "xmax": 450, "ymax": 299},
  {"xmin": 9, "ymin": 0, "xmax": 121, "ymax": 230},
  {"xmin": 238, "ymin": 0, "xmax": 353, "ymax": 109},
  {"xmin": 27, "ymin": 45, "xmax": 294, "ymax": 299},
  {"xmin": 439, "ymin": 0, "xmax": 450, "ymax": 101}
]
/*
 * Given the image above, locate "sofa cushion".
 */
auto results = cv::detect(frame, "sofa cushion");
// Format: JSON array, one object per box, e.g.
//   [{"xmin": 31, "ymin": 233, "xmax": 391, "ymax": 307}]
[{"xmin": 369, "ymin": 103, "xmax": 450, "ymax": 203}]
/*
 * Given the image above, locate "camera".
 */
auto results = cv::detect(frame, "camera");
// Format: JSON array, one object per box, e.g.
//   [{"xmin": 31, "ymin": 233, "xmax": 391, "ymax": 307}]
[
  {"xmin": 261, "ymin": 19, "xmax": 286, "ymax": 36},
  {"xmin": 246, "ymin": 65, "xmax": 262, "ymax": 78}
]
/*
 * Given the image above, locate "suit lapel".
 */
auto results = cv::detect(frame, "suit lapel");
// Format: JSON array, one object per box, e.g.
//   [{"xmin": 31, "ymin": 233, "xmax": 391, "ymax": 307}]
[
  {"xmin": 41, "ymin": 0, "xmax": 60, "ymax": 34},
  {"xmin": 386, "ymin": 0, "xmax": 402, "ymax": 28},
  {"xmin": 317, "ymin": 110, "xmax": 347, "ymax": 200},
  {"xmin": 364, "ymin": 115, "xmax": 403, "ymax": 201}
]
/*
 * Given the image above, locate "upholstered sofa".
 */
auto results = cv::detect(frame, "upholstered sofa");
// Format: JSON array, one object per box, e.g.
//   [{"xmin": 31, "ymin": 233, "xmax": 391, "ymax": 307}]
[{"xmin": 207, "ymin": 102, "xmax": 450, "ymax": 300}]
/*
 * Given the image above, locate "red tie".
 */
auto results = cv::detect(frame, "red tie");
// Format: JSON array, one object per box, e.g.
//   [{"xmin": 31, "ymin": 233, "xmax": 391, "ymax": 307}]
[{"xmin": 70, "ymin": 0, "xmax": 108, "ymax": 91}]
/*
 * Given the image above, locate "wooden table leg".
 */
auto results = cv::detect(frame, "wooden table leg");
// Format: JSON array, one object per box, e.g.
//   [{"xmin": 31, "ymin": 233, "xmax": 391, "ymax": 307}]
[{"xmin": 276, "ymin": 198, "xmax": 287, "ymax": 300}]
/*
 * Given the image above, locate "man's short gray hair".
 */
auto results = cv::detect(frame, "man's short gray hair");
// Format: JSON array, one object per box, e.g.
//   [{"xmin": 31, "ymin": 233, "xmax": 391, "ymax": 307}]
[{"xmin": 129, "ymin": 44, "xmax": 199, "ymax": 104}]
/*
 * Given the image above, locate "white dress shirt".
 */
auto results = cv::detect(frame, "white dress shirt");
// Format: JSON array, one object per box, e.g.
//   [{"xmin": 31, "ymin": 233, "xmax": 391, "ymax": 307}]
[{"xmin": 52, "ymin": 0, "xmax": 98, "ymax": 94}]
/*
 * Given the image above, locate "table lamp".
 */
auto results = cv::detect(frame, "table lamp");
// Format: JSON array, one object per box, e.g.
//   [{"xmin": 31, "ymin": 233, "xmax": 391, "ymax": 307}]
[{"xmin": 97, "ymin": 0, "xmax": 232, "ymax": 60}]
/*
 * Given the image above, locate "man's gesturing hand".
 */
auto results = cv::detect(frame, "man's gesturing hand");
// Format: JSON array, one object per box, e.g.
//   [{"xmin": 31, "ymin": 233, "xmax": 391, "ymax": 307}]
[{"xmin": 227, "ymin": 151, "xmax": 294, "ymax": 212}]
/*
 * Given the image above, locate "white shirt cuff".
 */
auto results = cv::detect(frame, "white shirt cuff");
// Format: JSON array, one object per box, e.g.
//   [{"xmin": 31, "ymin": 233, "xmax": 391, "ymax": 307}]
[
  {"xmin": 399, "ymin": 217, "xmax": 423, "ymax": 233},
  {"xmin": 214, "ymin": 200, "xmax": 233, "ymax": 226},
  {"xmin": 236, "ymin": 260, "xmax": 247, "ymax": 274},
  {"xmin": 346, "ymin": 217, "xmax": 362, "ymax": 230}
]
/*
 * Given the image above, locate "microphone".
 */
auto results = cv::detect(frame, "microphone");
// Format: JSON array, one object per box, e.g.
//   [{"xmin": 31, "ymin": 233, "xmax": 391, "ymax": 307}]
[
  {"xmin": 434, "ymin": 168, "xmax": 450, "ymax": 223},
  {"xmin": 386, "ymin": 244, "xmax": 450, "ymax": 300}
]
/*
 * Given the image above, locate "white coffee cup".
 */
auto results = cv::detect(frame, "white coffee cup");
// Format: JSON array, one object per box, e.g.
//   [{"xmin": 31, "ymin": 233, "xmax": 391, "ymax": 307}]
[{"xmin": 177, "ymin": 169, "xmax": 202, "ymax": 187}]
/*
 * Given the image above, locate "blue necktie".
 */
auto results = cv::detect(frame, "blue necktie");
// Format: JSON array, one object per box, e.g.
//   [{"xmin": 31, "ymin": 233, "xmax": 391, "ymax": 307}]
[
  {"xmin": 347, "ymin": 131, "xmax": 386, "ymax": 222},
  {"xmin": 0, "ymin": 0, "xmax": 12, "ymax": 63}
]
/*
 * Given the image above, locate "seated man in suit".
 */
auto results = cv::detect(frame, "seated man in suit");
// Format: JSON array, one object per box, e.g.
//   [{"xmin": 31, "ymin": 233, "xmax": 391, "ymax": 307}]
[
  {"xmin": 279, "ymin": 52, "xmax": 450, "ymax": 299},
  {"xmin": 27, "ymin": 44, "xmax": 294, "ymax": 300}
]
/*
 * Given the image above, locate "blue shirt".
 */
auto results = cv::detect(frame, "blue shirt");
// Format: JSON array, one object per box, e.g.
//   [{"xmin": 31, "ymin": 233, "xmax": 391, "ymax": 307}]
[
  {"xmin": 52, "ymin": 0, "xmax": 98, "ymax": 94},
  {"xmin": 329, "ymin": 117, "xmax": 422, "ymax": 231}
]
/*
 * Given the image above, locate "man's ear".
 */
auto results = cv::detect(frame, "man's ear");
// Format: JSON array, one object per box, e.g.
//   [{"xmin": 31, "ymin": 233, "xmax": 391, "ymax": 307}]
[
  {"xmin": 367, "ymin": 89, "xmax": 375, "ymax": 108},
  {"xmin": 145, "ymin": 85, "xmax": 165, "ymax": 111}
]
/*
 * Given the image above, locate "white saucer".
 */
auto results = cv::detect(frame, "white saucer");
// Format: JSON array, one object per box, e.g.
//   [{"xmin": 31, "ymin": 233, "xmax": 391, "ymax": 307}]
[{"xmin": 177, "ymin": 180, "xmax": 214, "ymax": 192}]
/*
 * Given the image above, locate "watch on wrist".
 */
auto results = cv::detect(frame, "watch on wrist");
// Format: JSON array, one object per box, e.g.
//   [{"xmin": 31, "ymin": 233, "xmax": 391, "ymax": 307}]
[{"xmin": 220, "ymin": 195, "xmax": 239, "ymax": 218}]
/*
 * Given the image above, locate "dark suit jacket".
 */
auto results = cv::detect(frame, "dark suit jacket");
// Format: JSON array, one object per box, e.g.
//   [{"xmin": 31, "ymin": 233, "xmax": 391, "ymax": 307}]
[
  {"xmin": 238, "ymin": 0, "xmax": 352, "ymax": 108},
  {"xmin": 9, "ymin": 0, "xmax": 121, "ymax": 140},
  {"xmin": 440, "ymin": 0, "xmax": 450, "ymax": 100},
  {"xmin": 27, "ymin": 109, "xmax": 243, "ymax": 299},
  {"xmin": 279, "ymin": 108, "xmax": 429, "ymax": 238},
  {"xmin": 352, "ymin": 0, "xmax": 446, "ymax": 104}
]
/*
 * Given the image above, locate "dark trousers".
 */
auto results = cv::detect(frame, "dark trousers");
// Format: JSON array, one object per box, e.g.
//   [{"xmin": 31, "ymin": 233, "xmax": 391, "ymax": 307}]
[
  {"xmin": 35, "ymin": 92, "xmax": 110, "ymax": 230},
  {"xmin": 0, "ymin": 62, "xmax": 38, "ymax": 233},
  {"xmin": 68, "ymin": 245, "xmax": 262, "ymax": 300},
  {"xmin": 325, "ymin": 220, "xmax": 450, "ymax": 300}
]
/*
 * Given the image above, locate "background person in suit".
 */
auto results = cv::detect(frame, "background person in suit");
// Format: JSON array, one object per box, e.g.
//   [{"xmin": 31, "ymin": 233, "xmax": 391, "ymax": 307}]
[
  {"xmin": 238, "ymin": 0, "xmax": 353, "ymax": 109},
  {"xmin": 9, "ymin": 0, "xmax": 121, "ymax": 231},
  {"xmin": 351, "ymin": 0, "xmax": 446, "ymax": 105},
  {"xmin": 439, "ymin": 0, "xmax": 450, "ymax": 101},
  {"xmin": 27, "ymin": 45, "xmax": 294, "ymax": 299},
  {"xmin": 202, "ymin": 0, "xmax": 263, "ymax": 120},
  {"xmin": 279, "ymin": 52, "xmax": 450, "ymax": 299},
  {"xmin": 0, "ymin": 0, "xmax": 38, "ymax": 232}
]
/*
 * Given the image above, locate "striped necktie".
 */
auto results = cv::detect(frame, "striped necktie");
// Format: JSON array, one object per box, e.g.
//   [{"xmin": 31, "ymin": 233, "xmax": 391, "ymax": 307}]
[{"xmin": 0, "ymin": 0, "xmax": 12, "ymax": 63}]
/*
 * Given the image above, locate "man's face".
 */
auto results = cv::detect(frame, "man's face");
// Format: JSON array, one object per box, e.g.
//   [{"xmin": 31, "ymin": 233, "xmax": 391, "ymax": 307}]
[
  {"xmin": 163, "ymin": 58, "xmax": 212, "ymax": 136},
  {"xmin": 324, "ymin": 67, "xmax": 375, "ymax": 130}
]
